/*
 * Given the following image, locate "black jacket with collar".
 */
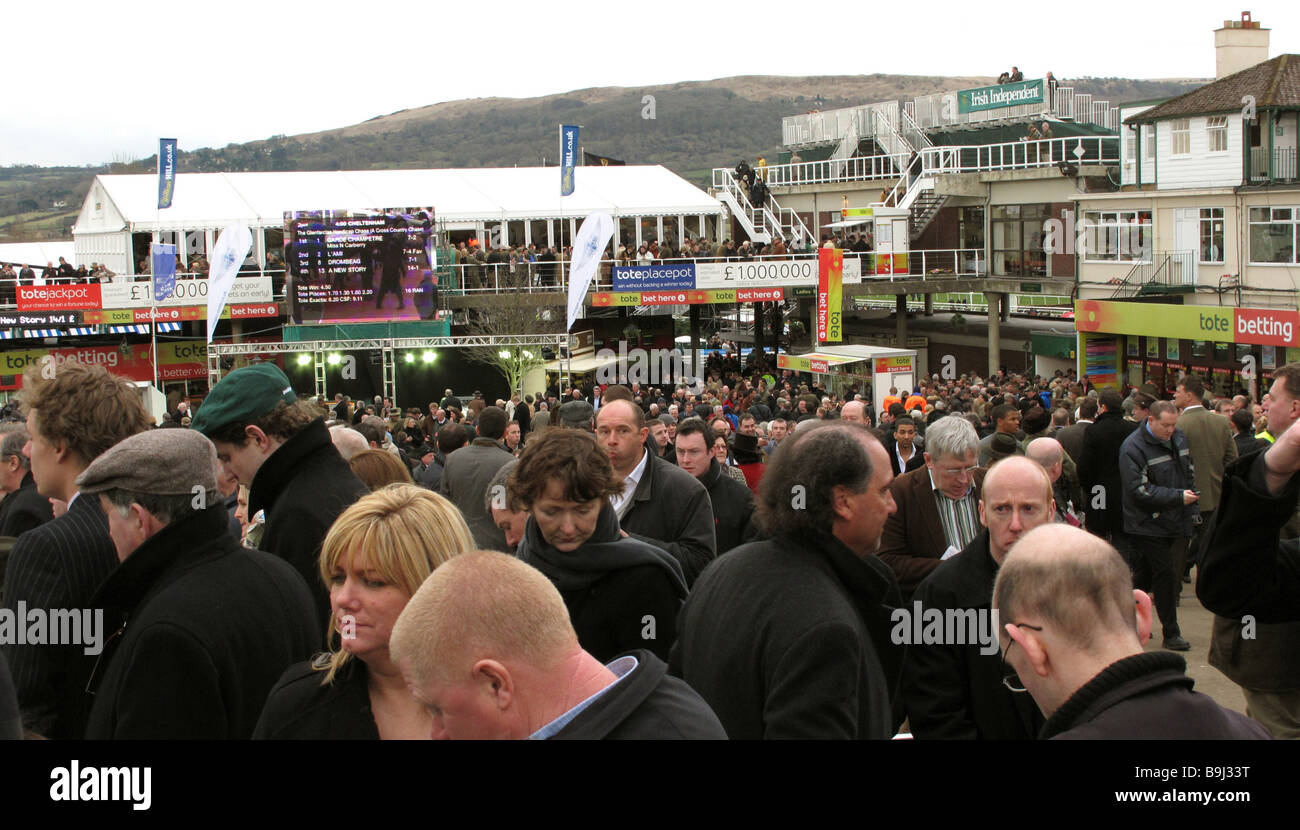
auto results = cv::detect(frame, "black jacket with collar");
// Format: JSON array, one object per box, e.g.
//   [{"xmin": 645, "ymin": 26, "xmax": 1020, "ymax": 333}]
[
  {"xmin": 619, "ymin": 449, "xmax": 716, "ymax": 587},
  {"xmin": 1076, "ymin": 410, "xmax": 1137, "ymax": 537},
  {"xmin": 881, "ymin": 436, "xmax": 925, "ymax": 477},
  {"xmin": 0, "ymin": 471, "xmax": 54, "ymax": 538},
  {"xmin": 1, "ymin": 492, "xmax": 118, "ymax": 739},
  {"xmin": 695, "ymin": 458, "xmax": 759, "ymax": 555},
  {"xmin": 253, "ymin": 657, "xmax": 379, "ymax": 740},
  {"xmin": 250, "ymin": 418, "xmax": 369, "ymax": 640},
  {"xmin": 548, "ymin": 650, "xmax": 727, "ymax": 739},
  {"xmin": 1043, "ymin": 652, "xmax": 1270, "ymax": 740},
  {"xmin": 671, "ymin": 530, "xmax": 904, "ymax": 739},
  {"xmin": 902, "ymin": 530, "xmax": 1043, "ymax": 740},
  {"xmin": 85, "ymin": 504, "xmax": 319, "ymax": 739}
]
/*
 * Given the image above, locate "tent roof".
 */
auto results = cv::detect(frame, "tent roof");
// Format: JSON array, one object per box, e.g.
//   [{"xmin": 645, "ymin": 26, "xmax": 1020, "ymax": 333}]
[{"xmin": 78, "ymin": 166, "xmax": 724, "ymax": 233}]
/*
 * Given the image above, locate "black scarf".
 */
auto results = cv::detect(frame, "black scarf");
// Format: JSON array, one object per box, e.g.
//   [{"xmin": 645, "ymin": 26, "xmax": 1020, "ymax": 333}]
[{"xmin": 517, "ymin": 501, "xmax": 687, "ymax": 597}]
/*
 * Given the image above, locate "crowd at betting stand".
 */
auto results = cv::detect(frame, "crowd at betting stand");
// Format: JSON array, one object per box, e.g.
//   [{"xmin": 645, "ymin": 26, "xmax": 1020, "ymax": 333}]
[{"xmin": 0, "ymin": 346, "xmax": 1296, "ymax": 741}]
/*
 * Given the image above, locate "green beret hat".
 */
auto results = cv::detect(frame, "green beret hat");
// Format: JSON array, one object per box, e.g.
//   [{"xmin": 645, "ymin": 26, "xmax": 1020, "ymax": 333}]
[{"xmin": 191, "ymin": 363, "xmax": 297, "ymax": 437}]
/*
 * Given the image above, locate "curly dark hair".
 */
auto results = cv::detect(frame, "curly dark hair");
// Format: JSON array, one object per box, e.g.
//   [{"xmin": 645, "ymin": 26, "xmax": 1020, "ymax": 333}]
[{"xmin": 508, "ymin": 428, "xmax": 621, "ymax": 509}]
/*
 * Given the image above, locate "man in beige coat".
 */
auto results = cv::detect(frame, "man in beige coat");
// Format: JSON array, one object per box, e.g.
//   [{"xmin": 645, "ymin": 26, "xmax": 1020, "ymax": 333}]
[{"xmin": 1175, "ymin": 373, "xmax": 1237, "ymax": 578}]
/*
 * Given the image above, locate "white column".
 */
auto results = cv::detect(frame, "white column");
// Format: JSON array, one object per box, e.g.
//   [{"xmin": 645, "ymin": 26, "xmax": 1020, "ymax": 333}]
[{"xmin": 656, "ymin": 216, "xmax": 664, "ymax": 243}]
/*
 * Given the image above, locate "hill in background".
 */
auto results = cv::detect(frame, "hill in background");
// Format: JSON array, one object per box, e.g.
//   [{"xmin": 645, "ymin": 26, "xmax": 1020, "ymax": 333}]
[{"xmin": 0, "ymin": 74, "xmax": 1205, "ymax": 243}]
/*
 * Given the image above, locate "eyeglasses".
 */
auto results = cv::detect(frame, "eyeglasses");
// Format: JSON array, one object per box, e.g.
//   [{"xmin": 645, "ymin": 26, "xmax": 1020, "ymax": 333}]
[
  {"xmin": 1000, "ymin": 622, "xmax": 1044, "ymax": 693},
  {"xmin": 937, "ymin": 464, "xmax": 979, "ymax": 478}
]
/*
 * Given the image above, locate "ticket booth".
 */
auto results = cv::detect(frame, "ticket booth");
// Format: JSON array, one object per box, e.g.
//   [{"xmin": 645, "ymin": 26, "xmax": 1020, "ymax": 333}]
[{"xmin": 778, "ymin": 345, "xmax": 917, "ymax": 403}]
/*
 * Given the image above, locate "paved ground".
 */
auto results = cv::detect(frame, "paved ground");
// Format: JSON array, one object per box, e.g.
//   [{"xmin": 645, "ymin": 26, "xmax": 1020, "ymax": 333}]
[{"xmin": 1143, "ymin": 567, "xmax": 1247, "ymax": 715}]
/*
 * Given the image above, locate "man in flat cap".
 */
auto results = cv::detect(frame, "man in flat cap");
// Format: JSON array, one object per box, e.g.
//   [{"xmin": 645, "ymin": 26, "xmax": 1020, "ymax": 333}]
[
  {"xmin": 192, "ymin": 363, "xmax": 368, "ymax": 641},
  {"xmin": 557, "ymin": 399, "xmax": 595, "ymax": 431},
  {"xmin": 78, "ymin": 429, "xmax": 318, "ymax": 738}
]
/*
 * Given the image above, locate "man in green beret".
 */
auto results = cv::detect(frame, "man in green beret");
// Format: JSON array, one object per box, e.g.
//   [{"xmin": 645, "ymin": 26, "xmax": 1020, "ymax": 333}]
[{"xmin": 192, "ymin": 363, "xmax": 368, "ymax": 641}]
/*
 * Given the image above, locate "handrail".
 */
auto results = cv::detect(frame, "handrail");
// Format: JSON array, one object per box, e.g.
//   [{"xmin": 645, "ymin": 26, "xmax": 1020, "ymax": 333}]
[{"xmin": 712, "ymin": 168, "xmax": 813, "ymax": 246}]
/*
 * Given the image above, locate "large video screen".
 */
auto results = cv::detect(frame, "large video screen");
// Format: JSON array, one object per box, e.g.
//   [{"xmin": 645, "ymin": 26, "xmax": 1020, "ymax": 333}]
[{"xmin": 284, "ymin": 207, "xmax": 437, "ymax": 324}]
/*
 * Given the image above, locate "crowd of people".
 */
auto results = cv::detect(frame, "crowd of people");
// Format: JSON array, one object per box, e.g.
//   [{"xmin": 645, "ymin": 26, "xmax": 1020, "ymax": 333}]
[{"xmin": 0, "ymin": 351, "xmax": 1294, "ymax": 741}]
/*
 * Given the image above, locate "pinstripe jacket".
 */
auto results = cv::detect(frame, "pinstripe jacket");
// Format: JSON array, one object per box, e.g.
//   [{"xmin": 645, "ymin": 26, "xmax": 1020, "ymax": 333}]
[{"xmin": 0, "ymin": 493, "xmax": 117, "ymax": 739}]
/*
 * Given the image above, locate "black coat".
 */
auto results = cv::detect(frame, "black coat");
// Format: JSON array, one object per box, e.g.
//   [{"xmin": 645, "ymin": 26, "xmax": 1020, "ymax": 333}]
[
  {"xmin": 696, "ymin": 458, "xmax": 758, "ymax": 555},
  {"xmin": 619, "ymin": 450, "xmax": 716, "ymax": 587},
  {"xmin": 249, "ymin": 418, "xmax": 369, "ymax": 640},
  {"xmin": 253, "ymin": 658, "xmax": 379, "ymax": 740},
  {"xmin": 881, "ymin": 436, "xmax": 925, "ymax": 477},
  {"xmin": 0, "ymin": 493, "xmax": 118, "ymax": 738},
  {"xmin": 0, "ymin": 472, "xmax": 53, "ymax": 537},
  {"xmin": 902, "ymin": 531, "xmax": 1043, "ymax": 740},
  {"xmin": 1076, "ymin": 410, "xmax": 1137, "ymax": 537},
  {"xmin": 85, "ymin": 505, "xmax": 319, "ymax": 739},
  {"xmin": 1197, "ymin": 448, "xmax": 1300, "ymax": 623},
  {"xmin": 1044, "ymin": 653, "xmax": 1270, "ymax": 739},
  {"xmin": 671, "ymin": 531, "xmax": 904, "ymax": 739},
  {"xmin": 548, "ymin": 651, "xmax": 726, "ymax": 739}
]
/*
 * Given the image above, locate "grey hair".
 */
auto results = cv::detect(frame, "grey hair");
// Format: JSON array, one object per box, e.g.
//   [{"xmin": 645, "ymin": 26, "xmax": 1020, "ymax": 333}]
[
  {"xmin": 0, "ymin": 425, "xmax": 30, "ymax": 470},
  {"xmin": 923, "ymin": 415, "xmax": 979, "ymax": 462},
  {"xmin": 103, "ymin": 488, "xmax": 205, "ymax": 526}
]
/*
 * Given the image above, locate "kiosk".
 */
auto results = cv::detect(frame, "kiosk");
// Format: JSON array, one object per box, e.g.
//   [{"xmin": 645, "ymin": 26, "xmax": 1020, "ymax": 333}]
[{"xmin": 778, "ymin": 345, "xmax": 918, "ymax": 406}]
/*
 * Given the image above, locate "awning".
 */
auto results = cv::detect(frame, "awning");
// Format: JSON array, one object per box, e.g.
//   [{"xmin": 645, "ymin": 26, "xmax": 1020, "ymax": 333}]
[
  {"xmin": 823, "ymin": 217, "xmax": 874, "ymax": 230},
  {"xmin": 543, "ymin": 352, "xmax": 620, "ymax": 374}
]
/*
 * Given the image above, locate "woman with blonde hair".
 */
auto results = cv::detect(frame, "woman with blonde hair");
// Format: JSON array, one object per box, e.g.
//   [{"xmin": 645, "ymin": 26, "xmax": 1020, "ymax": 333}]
[{"xmin": 254, "ymin": 484, "xmax": 475, "ymax": 739}]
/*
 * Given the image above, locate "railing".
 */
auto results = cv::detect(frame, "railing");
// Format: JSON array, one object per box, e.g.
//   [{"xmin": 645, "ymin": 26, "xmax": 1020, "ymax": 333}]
[
  {"xmin": 1248, "ymin": 147, "xmax": 1299, "ymax": 182},
  {"xmin": 829, "ymin": 115, "xmax": 861, "ymax": 178},
  {"xmin": 754, "ymin": 137, "xmax": 1117, "ymax": 192},
  {"xmin": 0, "ymin": 269, "xmax": 288, "ymax": 310},
  {"xmin": 899, "ymin": 107, "xmax": 934, "ymax": 151},
  {"xmin": 1108, "ymin": 251, "xmax": 1195, "ymax": 300},
  {"xmin": 712, "ymin": 168, "xmax": 813, "ymax": 245}
]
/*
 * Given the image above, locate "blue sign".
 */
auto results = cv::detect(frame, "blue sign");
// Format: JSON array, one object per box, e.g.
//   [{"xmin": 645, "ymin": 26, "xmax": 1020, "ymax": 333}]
[
  {"xmin": 612, "ymin": 263, "xmax": 697, "ymax": 291},
  {"xmin": 560, "ymin": 125, "xmax": 579, "ymax": 196},
  {"xmin": 158, "ymin": 138, "xmax": 177, "ymax": 209},
  {"xmin": 151, "ymin": 243, "xmax": 177, "ymax": 302}
]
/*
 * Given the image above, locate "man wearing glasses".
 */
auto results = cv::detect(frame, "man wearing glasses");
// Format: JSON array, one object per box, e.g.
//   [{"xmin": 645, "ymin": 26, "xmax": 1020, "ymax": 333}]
[
  {"xmin": 993, "ymin": 524, "xmax": 1268, "ymax": 739},
  {"xmin": 879, "ymin": 416, "xmax": 986, "ymax": 602},
  {"xmin": 902, "ymin": 456, "xmax": 1052, "ymax": 739}
]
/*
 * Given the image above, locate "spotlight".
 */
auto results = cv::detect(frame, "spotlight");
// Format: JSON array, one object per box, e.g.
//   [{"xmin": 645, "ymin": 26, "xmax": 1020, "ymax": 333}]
[
  {"xmin": 327, "ymin": 354, "xmax": 342, "ymax": 365},
  {"xmin": 422, "ymin": 351, "xmax": 436, "ymax": 363},
  {"xmin": 498, "ymin": 350, "xmax": 511, "ymax": 359},
  {"xmin": 296, "ymin": 354, "xmax": 311, "ymax": 366},
  {"xmin": 404, "ymin": 353, "xmax": 415, "ymax": 364}
]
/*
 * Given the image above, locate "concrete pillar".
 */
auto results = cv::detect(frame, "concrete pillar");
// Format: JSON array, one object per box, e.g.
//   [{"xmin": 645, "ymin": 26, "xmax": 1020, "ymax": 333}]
[
  {"xmin": 689, "ymin": 305, "xmax": 701, "ymax": 383},
  {"xmin": 923, "ymin": 293, "xmax": 934, "ymax": 316},
  {"xmin": 988, "ymin": 292, "xmax": 1002, "ymax": 378},
  {"xmin": 896, "ymin": 294, "xmax": 907, "ymax": 347}
]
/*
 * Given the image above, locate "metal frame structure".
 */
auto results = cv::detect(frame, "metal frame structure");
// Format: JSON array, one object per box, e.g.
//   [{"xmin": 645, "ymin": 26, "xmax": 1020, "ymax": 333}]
[{"xmin": 206, "ymin": 334, "xmax": 571, "ymax": 404}]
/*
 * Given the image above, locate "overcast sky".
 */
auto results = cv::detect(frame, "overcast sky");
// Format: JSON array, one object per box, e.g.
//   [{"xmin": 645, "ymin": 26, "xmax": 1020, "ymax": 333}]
[{"xmin": 4, "ymin": 0, "xmax": 1298, "ymax": 167}]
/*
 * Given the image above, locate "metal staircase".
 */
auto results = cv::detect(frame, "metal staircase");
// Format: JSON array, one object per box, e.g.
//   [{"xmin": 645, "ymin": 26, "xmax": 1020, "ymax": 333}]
[{"xmin": 713, "ymin": 168, "xmax": 814, "ymax": 247}]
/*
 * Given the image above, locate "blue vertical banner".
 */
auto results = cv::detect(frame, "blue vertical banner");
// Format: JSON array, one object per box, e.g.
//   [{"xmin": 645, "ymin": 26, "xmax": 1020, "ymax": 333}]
[
  {"xmin": 560, "ymin": 125, "xmax": 579, "ymax": 196},
  {"xmin": 157, "ymin": 138, "xmax": 177, "ymax": 209},
  {"xmin": 151, "ymin": 243, "xmax": 177, "ymax": 302}
]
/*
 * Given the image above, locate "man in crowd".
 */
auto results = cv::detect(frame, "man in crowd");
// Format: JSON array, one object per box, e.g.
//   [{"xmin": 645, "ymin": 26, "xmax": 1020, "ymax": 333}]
[
  {"xmin": 328, "ymin": 425, "xmax": 369, "ymax": 461},
  {"xmin": 76, "ymin": 430, "xmax": 318, "ymax": 738},
  {"xmin": 1025, "ymin": 437, "xmax": 1083, "ymax": 526},
  {"xmin": 1077, "ymin": 388, "xmax": 1137, "ymax": 543},
  {"xmin": 674, "ymin": 417, "xmax": 757, "ymax": 556},
  {"xmin": 882, "ymin": 416, "xmax": 924, "ymax": 477},
  {"xmin": 192, "ymin": 363, "xmax": 368, "ymax": 641},
  {"xmin": 879, "ymin": 416, "xmax": 987, "ymax": 602},
  {"xmin": 1117, "ymin": 400, "xmax": 1197, "ymax": 651},
  {"xmin": 671, "ymin": 421, "xmax": 903, "ymax": 739},
  {"xmin": 1175, "ymin": 373, "xmax": 1236, "ymax": 579},
  {"xmin": 1, "ymin": 361, "xmax": 153, "ymax": 738},
  {"xmin": 1198, "ymin": 363, "xmax": 1300, "ymax": 738},
  {"xmin": 1054, "ymin": 396, "xmax": 1095, "ymax": 466},
  {"xmin": 0, "ymin": 424, "xmax": 53, "ymax": 537},
  {"xmin": 764, "ymin": 417, "xmax": 788, "ymax": 457},
  {"xmin": 596, "ymin": 400, "xmax": 715, "ymax": 586},
  {"xmin": 438, "ymin": 406, "xmax": 515, "ymax": 552},
  {"xmin": 903, "ymin": 456, "xmax": 1052, "ymax": 739},
  {"xmin": 978, "ymin": 405, "xmax": 1022, "ymax": 466},
  {"xmin": 995, "ymin": 524, "xmax": 1268, "ymax": 739},
  {"xmin": 391, "ymin": 550, "xmax": 726, "ymax": 739}
]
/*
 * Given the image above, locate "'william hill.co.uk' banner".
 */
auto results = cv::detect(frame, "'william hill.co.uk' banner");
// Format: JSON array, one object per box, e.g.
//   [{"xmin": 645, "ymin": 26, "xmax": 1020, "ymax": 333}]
[
  {"xmin": 817, "ymin": 248, "xmax": 843, "ymax": 343},
  {"xmin": 0, "ymin": 341, "xmax": 210, "ymax": 391}
]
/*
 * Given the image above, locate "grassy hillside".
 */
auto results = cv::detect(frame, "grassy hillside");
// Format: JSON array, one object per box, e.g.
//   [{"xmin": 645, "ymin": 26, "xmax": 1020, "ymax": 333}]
[{"xmin": 0, "ymin": 74, "xmax": 1206, "ymax": 243}]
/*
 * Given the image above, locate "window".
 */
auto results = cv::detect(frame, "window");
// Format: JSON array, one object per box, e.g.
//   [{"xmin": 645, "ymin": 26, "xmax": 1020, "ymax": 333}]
[
  {"xmin": 1207, "ymin": 116, "xmax": 1229, "ymax": 152},
  {"xmin": 1083, "ymin": 210, "xmax": 1152, "ymax": 262},
  {"xmin": 1145, "ymin": 125, "xmax": 1156, "ymax": 160},
  {"xmin": 1249, "ymin": 206, "xmax": 1299, "ymax": 263},
  {"xmin": 992, "ymin": 204, "xmax": 1048, "ymax": 276},
  {"xmin": 1200, "ymin": 208, "xmax": 1224, "ymax": 263},
  {"xmin": 1171, "ymin": 119, "xmax": 1191, "ymax": 155},
  {"xmin": 1126, "ymin": 129, "xmax": 1137, "ymax": 165}
]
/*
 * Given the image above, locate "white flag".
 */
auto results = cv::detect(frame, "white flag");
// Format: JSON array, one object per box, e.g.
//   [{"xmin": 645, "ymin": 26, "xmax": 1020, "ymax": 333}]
[
  {"xmin": 206, "ymin": 223, "xmax": 253, "ymax": 345},
  {"xmin": 567, "ymin": 212, "xmax": 614, "ymax": 332}
]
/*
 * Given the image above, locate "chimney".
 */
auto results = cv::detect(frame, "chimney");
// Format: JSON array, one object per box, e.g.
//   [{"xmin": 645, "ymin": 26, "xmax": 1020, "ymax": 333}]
[{"xmin": 1215, "ymin": 11, "xmax": 1270, "ymax": 78}]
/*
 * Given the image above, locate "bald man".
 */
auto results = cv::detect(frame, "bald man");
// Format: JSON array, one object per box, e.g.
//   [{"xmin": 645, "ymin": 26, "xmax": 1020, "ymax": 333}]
[
  {"xmin": 902, "ymin": 457, "xmax": 1052, "ymax": 740},
  {"xmin": 1026, "ymin": 437, "xmax": 1083, "ymax": 526},
  {"xmin": 390, "ymin": 551, "xmax": 726, "ymax": 740},
  {"xmin": 329, "ymin": 425, "xmax": 369, "ymax": 462},
  {"xmin": 840, "ymin": 399, "xmax": 868, "ymax": 426},
  {"xmin": 994, "ymin": 525, "xmax": 1268, "ymax": 740}
]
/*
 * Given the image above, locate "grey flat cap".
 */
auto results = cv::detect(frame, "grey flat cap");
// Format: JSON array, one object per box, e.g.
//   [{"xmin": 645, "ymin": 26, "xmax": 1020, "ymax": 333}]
[
  {"xmin": 557, "ymin": 399, "xmax": 595, "ymax": 428},
  {"xmin": 77, "ymin": 429, "xmax": 219, "ymax": 497}
]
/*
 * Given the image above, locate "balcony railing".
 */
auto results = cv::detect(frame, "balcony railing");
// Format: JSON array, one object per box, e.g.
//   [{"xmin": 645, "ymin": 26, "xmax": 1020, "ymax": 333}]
[{"xmin": 1247, "ymin": 147, "xmax": 1299, "ymax": 183}]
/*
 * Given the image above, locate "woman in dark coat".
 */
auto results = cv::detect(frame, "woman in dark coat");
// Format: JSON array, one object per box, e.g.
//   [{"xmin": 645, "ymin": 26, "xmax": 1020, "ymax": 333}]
[
  {"xmin": 253, "ymin": 484, "xmax": 476, "ymax": 739},
  {"xmin": 509, "ymin": 429, "xmax": 687, "ymax": 663}
]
